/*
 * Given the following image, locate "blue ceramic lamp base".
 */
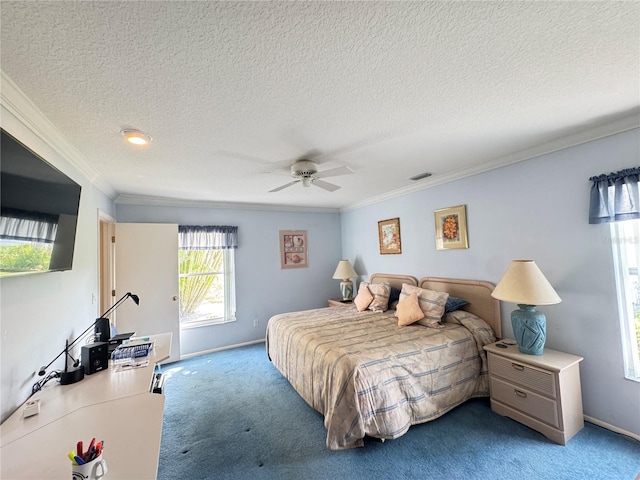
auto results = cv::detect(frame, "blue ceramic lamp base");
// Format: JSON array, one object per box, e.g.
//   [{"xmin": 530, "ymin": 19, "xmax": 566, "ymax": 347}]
[
  {"xmin": 340, "ymin": 280, "xmax": 354, "ymax": 301},
  {"xmin": 512, "ymin": 304, "xmax": 546, "ymax": 355}
]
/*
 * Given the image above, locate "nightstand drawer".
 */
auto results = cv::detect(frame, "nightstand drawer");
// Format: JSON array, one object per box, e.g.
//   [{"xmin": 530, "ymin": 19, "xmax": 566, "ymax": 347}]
[
  {"xmin": 490, "ymin": 354, "xmax": 556, "ymax": 398},
  {"xmin": 490, "ymin": 377, "xmax": 560, "ymax": 428}
]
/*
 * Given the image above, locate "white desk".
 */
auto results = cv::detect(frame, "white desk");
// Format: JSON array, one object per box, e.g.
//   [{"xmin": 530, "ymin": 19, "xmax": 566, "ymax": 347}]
[{"xmin": 0, "ymin": 332, "xmax": 171, "ymax": 479}]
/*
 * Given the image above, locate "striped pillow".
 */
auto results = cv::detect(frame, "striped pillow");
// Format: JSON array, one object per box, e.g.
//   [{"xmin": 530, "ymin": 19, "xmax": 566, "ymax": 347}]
[
  {"xmin": 397, "ymin": 284, "xmax": 449, "ymax": 327},
  {"xmin": 367, "ymin": 282, "xmax": 392, "ymax": 312}
]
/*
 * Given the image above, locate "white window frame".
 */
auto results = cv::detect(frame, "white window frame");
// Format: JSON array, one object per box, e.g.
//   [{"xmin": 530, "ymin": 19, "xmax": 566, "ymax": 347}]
[
  {"xmin": 610, "ymin": 219, "xmax": 640, "ymax": 382},
  {"xmin": 223, "ymin": 249, "xmax": 236, "ymax": 323},
  {"xmin": 179, "ymin": 248, "xmax": 236, "ymax": 329}
]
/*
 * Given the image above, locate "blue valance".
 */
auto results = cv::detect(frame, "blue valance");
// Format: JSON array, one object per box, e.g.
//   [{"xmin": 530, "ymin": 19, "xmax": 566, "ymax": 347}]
[
  {"xmin": 178, "ymin": 225, "xmax": 238, "ymax": 250},
  {"xmin": 589, "ymin": 167, "xmax": 640, "ymax": 224},
  {"xmin": 0, "ymin": 208, "xmax": 59, "ymax": 243}
]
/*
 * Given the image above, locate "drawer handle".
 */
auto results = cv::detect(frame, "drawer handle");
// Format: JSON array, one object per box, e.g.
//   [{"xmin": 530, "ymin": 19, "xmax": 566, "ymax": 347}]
[
  {"xmin": 511, "ymin": 363, "xmax": 525, "ymax": 371},
  {"xmin": 514, "ymin": 389, "xmax": 527, "ymax": 398}
]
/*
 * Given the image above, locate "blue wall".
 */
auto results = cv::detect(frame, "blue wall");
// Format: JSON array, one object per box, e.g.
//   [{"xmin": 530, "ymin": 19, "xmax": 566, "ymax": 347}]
[
  {"xmin": 115, "ymin": 203, "xmax": 342, "ymax": 355},
  {"xmin": 340, "ymin": 128, "xmax": 640, "ymax": 438},
  {"xmin": 0, "ymin": 105, "xmax": 115, "ymax": 422}
]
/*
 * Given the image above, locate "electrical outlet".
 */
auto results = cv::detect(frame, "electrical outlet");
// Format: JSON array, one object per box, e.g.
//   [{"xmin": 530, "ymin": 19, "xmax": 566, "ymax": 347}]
[{"xmin": 253, "ymin": 319, "xmax": 259, "ymax": 327}]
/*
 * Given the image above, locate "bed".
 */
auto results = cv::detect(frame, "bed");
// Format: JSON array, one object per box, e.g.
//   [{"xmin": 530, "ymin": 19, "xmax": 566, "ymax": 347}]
[{"xmin": 266, "ymin": 274, "xmax": 502, "ymax": 450}]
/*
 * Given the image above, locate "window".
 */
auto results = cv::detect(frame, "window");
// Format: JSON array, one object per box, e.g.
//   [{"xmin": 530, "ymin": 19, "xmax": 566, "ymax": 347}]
[
  {"xmin": 178, "ymin": 226, "xmax": 237, "ymax": 328},
  {"xmin": 611, "ymin": 219, "xmax": 640, "ymax": 381},
  {"xmin": 590, "ymin": 166, "xmax": 639, "ymax": 381},
  {"xmin": 0, "ymin": 210, "xmax": 58, "ymax": 273}
]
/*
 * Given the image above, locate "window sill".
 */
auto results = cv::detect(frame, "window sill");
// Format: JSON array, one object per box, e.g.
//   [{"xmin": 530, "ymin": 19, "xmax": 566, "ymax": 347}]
[{"xmin": 180, "ymin": 317, "xmax": 236, "ymax": 330}]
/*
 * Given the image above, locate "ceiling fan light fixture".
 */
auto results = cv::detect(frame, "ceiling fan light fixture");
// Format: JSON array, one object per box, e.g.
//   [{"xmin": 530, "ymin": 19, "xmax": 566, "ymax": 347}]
[
  {"xmin": 120, "ymin": 129, "xmax": 152, "ymax": 146},
  {"xmin": 291, "ymin": 160, "xmax": 318, "ymax": 178},
  {"xmin": 270, "ymin": 157, "xmax": 353, "ymax": 193}
]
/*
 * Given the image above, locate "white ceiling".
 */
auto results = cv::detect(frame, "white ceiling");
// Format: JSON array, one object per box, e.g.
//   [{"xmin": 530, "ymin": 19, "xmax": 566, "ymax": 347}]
[{"xmin": 1, "ymin": 1, "xmax": 638, "ymax": 211}]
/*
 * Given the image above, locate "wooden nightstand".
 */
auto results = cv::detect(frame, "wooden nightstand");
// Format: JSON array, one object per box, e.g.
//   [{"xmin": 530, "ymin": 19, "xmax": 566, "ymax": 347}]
[
  {"xmin": 328, "ymin": 298, "xmax": 353, "ymax": 307},
  {"xmin": 484, "ymin": 342, "xmax": 584, "ymax": 445}
]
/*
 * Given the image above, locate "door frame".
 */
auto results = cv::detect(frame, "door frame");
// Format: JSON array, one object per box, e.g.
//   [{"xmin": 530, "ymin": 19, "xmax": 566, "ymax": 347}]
[{"xmin": 98, "ymin": 210, "xmax": 115, "ymax": 320}]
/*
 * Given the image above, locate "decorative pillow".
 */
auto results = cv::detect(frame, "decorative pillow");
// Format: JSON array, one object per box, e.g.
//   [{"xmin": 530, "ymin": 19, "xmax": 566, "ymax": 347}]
[
  {"xmin": 396, "ymin": 292, "xmax": 425, "ymax": 326},
  {"xmin": 397, "ymin": 284, "xmax": 449, "ymax": 327},
  {"xmin": 389, "ymin": 287, "xmax": 401, "ymax": 305},
  {"xmin": 354, "ymin": 283, "xmax": 374, "ymax": 311},
  {"xmin": 387, "ymin": 286, "xmax": 404, "ymax": 310},
  {"xmin": 367, "ymin": 282, "xmax": 392, "ymax": 312},
  {"xmin": 443, "ymin": 296, "xmax": 469, "ymax": 315}
]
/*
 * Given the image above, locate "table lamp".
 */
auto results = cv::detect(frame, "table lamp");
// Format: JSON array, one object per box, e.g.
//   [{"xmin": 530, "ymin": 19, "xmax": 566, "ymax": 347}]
[
  {"xmin": 34, "ymin": 292, "xmax": 140, "ymax": 390},
  {"xmin": 332, "ymin": 260, "xmax": 358, "ymax": 301},
  {"xmin": 491, "ymin": 260, "xmax": 561, "ymax": 355}
]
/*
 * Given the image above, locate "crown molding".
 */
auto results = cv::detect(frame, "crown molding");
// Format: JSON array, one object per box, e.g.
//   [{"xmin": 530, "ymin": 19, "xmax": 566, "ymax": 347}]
[
  {"xmin": 0, "ymin": 70, "xmax": 117, "ymax": 199},
  {"xmin": 115, "ymin": 194, "xmax": 341, "ymax": 214},
  {"xmin": 342, "ymin": 112, "xmax": 640, "ymax": 212}
]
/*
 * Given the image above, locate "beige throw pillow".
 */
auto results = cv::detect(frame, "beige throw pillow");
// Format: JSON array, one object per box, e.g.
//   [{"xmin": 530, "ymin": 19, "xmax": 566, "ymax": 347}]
[
  {"xmin": 396, "ymin": 292, "xmax": 425, "ymax": 326},
  {"xmin": 354, "ymin": 283, "xmax": 374, "ymax": 311},
  {"xmin": 398, "ymin": 284, "xmax": 449, "ymax": 327}
]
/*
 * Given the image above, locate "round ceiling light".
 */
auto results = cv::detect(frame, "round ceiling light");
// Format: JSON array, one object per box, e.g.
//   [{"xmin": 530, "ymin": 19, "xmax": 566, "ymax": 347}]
[{"xmin": 120, "ymin": 129, "xmax": 152, "ymax": 146}]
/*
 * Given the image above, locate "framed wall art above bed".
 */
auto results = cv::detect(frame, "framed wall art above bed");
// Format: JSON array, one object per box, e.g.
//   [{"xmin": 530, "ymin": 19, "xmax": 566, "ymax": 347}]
[
  {"xmin": 434, "ymin": 204, "xmax": 469, "ymax": 250},
  {"xmin": 279, "ymin": 230, "xmax": 308, "ymax": 268},
  {"xmin": 378, "ymin": 217, "xmax": 402, "ymax": 254}
]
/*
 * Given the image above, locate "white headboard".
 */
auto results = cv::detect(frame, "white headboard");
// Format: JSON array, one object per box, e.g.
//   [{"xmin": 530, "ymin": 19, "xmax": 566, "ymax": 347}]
[{"xmin": 419, "ymin": 277, "xmax": 502, "ymax": 339}]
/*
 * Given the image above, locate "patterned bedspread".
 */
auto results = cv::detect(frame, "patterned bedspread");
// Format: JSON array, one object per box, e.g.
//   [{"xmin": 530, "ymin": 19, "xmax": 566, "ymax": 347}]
[{"xmin": 266, "ymin": 305, "xmax": 496, "ymax": 450}]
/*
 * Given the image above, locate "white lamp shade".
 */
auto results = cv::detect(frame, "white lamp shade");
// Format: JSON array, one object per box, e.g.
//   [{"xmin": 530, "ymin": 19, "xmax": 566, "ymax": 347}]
[
  {"xmin": 491, "ymin": 260, "xmax": 561, "ymax": 305},
  {"xmin": 332, "ymin": 260, "xmax": 357, "ymax": 280}
]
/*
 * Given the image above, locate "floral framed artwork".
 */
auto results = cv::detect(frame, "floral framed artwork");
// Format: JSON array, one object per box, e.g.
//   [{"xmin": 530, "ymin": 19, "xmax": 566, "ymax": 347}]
[
  {"xmin": 378, "ymin": 218, "xmax": 402, "ymax": 254},
  {"xmin": 280, "ymin": 230, "xmax": 308, "ymax": 268},
  {"xmin": 434, "ymin": 205, "xmax": 469, "ymax": 250}
]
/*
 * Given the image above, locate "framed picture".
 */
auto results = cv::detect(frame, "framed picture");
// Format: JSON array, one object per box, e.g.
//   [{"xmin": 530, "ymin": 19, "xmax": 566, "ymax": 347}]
[
  {"xmin": 378, "ymin": 218, "xmax": 402, "ymax": 254},
  {"xmin": 434, "ymin": 204, "xmax": 469, "ymax": 250},
  {"xmin": 280, "ymin": 230, "xmax": 308, "ymax": 268}
]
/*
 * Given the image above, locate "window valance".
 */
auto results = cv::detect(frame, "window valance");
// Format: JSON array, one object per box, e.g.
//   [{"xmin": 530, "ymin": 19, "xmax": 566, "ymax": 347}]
[
  {"xmin": 589, "ymin": 167, "xmax": 639, "ymax": 224},
  {"xmin": 178, "ymin": 225, "xmax": 238, "ymax": 250},
  {"xmin": 0, "ymin": 208, "xmax": 58, "ymax": 243}
]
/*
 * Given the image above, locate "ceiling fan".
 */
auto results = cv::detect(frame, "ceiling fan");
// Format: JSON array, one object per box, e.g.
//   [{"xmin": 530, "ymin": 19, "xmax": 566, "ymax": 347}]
[{"xmin": 268, "ymin": 160, "xmax": 353, "ymax": 193}]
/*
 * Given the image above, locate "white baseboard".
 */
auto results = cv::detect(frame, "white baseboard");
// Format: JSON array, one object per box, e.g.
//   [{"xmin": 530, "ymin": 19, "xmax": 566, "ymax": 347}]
[
  {"xmin": 179, "ymin": 338, "xmax": 265, "ymax": 360},
  {"xmin": 584, "ymin": 415, "xmax": 640, "ymax": 441}
]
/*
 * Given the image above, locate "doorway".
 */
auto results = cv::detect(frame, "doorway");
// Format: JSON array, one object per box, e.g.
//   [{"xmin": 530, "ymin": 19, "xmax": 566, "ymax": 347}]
[{"xmin": 98, "ymin": 211, "xmax": 115, "ymax": 319}]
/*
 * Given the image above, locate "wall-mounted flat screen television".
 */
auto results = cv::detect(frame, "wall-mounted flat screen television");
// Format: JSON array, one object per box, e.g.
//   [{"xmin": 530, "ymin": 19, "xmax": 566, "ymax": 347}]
[{"xmin": 1, "ymin": 129, "xmax": 82, "ymax": 277}]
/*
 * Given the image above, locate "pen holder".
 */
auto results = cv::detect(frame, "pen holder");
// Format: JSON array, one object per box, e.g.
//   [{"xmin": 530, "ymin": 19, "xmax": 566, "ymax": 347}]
[{"xmin": 71, "ymin": 456, "xmax": 108, "ymax": 480}]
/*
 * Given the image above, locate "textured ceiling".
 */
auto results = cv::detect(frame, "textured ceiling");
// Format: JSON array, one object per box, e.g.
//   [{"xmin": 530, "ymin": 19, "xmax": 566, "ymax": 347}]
[{"xmin": 1, "ymin": 1, "xmax": 638, "ymax": 210}]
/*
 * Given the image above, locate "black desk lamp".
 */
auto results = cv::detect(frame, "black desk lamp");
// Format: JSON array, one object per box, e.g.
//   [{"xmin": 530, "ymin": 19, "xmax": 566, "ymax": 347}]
[
  {"xmin": 94, "ymin": 292, "xmax": 140, "ymax": 343},
  {"xmin": 36, "ymin": 292, "xmax": 140, "ymax": 387}
]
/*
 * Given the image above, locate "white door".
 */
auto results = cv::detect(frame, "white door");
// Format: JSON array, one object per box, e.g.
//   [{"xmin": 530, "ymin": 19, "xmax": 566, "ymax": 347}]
[{"xmin": 114, "ymin": 223, "xmax": 181, "ymax": 363}]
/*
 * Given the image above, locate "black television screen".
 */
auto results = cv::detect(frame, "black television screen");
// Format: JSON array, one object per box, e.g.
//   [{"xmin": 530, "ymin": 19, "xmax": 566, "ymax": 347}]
[{"xmin": 1, "ymin": 129, "xmax": 81, "ymax": 276}]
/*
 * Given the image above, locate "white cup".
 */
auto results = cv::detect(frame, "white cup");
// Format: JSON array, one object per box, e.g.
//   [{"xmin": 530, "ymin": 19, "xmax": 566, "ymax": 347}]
[{"xmin": 71, "ymin": 456, "xmax": 108, "ymax": 480}]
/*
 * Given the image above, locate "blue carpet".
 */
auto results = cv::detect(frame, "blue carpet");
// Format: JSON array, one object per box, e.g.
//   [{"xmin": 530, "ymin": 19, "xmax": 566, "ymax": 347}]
[{"xmin": 158, "ymin": 343, "xmax": 640, "ymax": 480}]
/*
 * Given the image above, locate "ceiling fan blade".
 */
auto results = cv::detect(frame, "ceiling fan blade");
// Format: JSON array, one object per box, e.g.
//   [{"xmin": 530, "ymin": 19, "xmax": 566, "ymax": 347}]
[
  {"xmin": 314, "ymin": 165, "xmax": 354, "ymax": 179},
  {"xmin": 269, "ymin": 180, "xmax": 299, "ymax": 193},
  {"xmin": 312, "ymin": 179, "xmax": 341, "ymax": 192}
]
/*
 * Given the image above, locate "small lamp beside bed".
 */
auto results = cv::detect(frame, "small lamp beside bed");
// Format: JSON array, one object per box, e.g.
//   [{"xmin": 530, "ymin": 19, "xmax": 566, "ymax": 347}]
[
  {"xmin": 491, "ymin": 260, "xmax": 561, "ymax": 355},
  {"xmin": 332, "ymin": 260, "xmax": 358, "ymax": 301}
]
